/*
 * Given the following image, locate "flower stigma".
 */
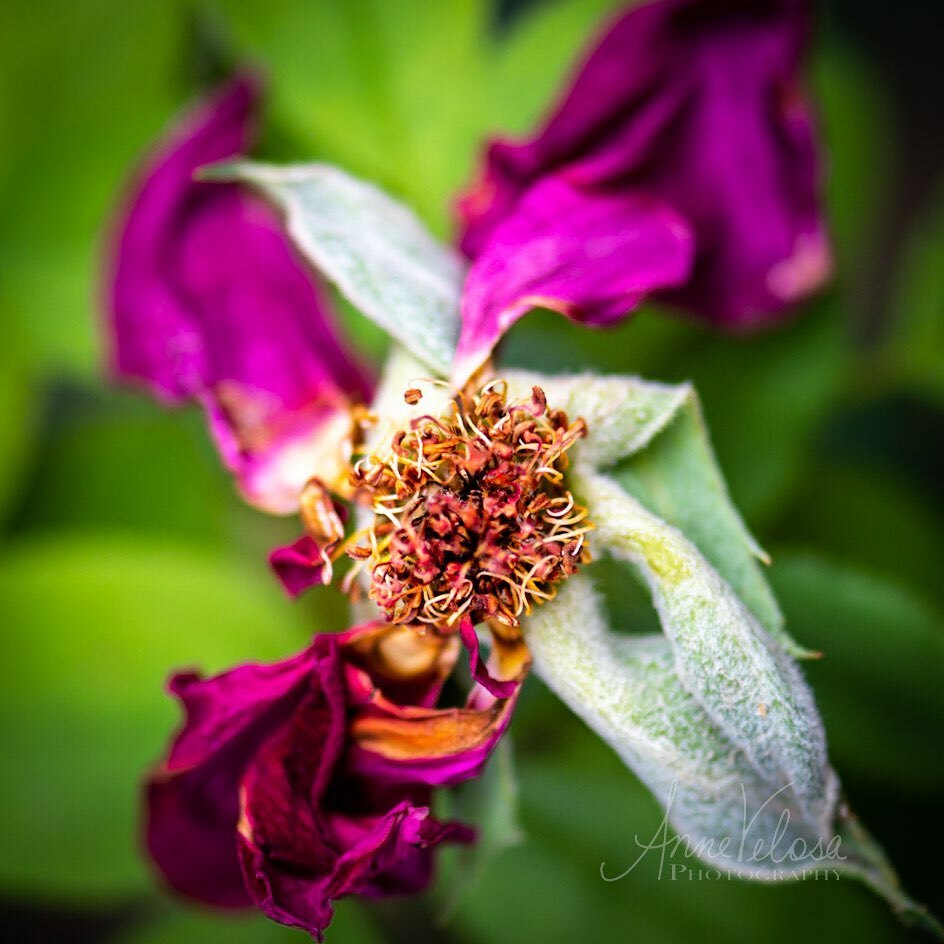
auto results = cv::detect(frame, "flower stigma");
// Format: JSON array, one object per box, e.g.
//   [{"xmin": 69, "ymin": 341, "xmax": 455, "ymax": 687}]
[{"xmin": 343, "ymin": 379, "xmax": 592, "ymax": 630}]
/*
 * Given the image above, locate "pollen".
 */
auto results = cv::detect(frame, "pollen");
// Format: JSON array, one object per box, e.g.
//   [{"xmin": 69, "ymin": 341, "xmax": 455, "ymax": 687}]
[{"xmin": 344, "ymin": 380, "xmax": 592, "ymax": 629}]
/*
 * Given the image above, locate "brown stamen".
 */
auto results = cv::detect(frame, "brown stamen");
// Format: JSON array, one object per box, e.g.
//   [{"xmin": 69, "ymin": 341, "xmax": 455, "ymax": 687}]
[{"xmin": 348, "ymin": 380, "xmax": 592, "ymax": 629}]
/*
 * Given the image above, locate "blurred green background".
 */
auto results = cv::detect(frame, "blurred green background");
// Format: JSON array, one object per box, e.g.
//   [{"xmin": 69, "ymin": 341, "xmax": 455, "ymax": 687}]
[{"xmin": 1, "ymin": 0, "xmax": 943, "ymax": 941}]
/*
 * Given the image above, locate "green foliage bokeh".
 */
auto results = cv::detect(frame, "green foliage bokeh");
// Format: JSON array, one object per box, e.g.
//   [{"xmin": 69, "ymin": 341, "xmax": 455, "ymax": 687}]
[{"xmin": 0, "ymin": 1, "xmax": 941, "ymax": 942}]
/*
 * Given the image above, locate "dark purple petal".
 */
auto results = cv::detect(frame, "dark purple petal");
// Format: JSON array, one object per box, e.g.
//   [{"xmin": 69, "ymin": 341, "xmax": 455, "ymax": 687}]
[
  {"xmin": 455, "ymin": 175, "xmax": 693, "ymax": 382},
  {"xmin": 108, "ymin": 75, "xmax": 372, "ymax": 513},
  {"xmin": 269, "ymin": 535, "xmax": 334, "ymax": 597},
  {"xmin": 236, "ymin": 633, "xmax": 471, "ymax": 939},
  {"xmin": 146, "ymin": 759, "xmax": 251, "ymax": 908},
  {"xmin": 235, "ymin": 659, "xmax": 349, "ymax": 936},
  {"xmin": 457, "ymin": 0, "xmax": 829, "ymax": 344},
  {"xmin": 146, "ymin": 625, "xmax": 476, "ymax": 937},
  {"xmin": 239, "ymin": 798, "xmax": 471, "ymax": 941},
  {"xmin": 458, "ymin": 617, "xmax": 518, "ymax": 699},
  {"xmin": 145, "ymin": 654, "xmax": 314, "ymax": 907},
  {"xmin": 329, "ymin": 804, "xmax": 474, "ymax": 900}
]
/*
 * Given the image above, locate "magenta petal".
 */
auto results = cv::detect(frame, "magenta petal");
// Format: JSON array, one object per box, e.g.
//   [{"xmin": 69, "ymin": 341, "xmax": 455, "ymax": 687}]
[
  {"xmin": 327, "ymin": 803, "xmax": 474, "ymax": 900},
  {"xmin": 145, "ymin": 654, "xmax": 314, "ymax": 907},
  {"xmin": 269, "ymin": 536, "xmax": 333, "ymax": 597},
  {"xmin": 237, "ymin": 659, "xmax": 350, "ymax": 938},
  {"xmin": 240, "ymin": 800, "xmax": 471, "ymax": 941},
  {"xmin": 457, "ymin": 0, "xmax": 829, "ymax": 336},
  {"xmin": 237, "ymin": 634, "xmax": 469, "ymax": 939},
  {"xmin": 353, "ymin": 811, "xmax": 475, "ymax": 898},
  {"xmin": 108, "ymin": 74, "xmax": 372, "ymax": 513},
  {"xmin": 458, "ymin": 617, "xmax": 518, "ymax": 699},
  {"xmin": 147, "ymin": 627, "xmax": 475, "ymax": 937},
  {"xmin": 455, "ymin": 175, "xmax": 693, "ymax": 382}
]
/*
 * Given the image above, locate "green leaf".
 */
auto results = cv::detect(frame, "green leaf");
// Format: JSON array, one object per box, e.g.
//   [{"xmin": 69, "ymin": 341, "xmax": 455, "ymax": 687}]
[
  {"xmin": 444, "ymin": 673, "xmax": 909, "ymax": 944},
  {"xmin": 609, "ymin": 392, "xmax": 788, "ymax": 645},
  {"xmin": 523, "ymin": 576, "xmax": 835, "ymax": 876},
  {"xmin": 455, "ymin": 711, "xmax": 916, "ymax": 944},
  {"xmin": 573, "ymin": 475, "xmax": 836, "ymax": 824},
  {"xmin": 523, "ymin": 575, "xmax": 941, "ymax": 934},
  {"xmin": 0, "ymin": 534, "xmax": 312, "ymax": 903},
  {"xmin": 506, "ymin": 370, "xmax": 797, "ymax": 654},
  {"xmin": 210, "ymin": 161, "xmax": 463, "ymax": 377}
]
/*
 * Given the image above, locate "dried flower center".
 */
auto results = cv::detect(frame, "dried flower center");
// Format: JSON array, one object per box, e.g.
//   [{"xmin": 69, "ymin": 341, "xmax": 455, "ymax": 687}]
[{"xmin": 345, "ymin": 380, "xmax": 592, "ymax": 629}]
